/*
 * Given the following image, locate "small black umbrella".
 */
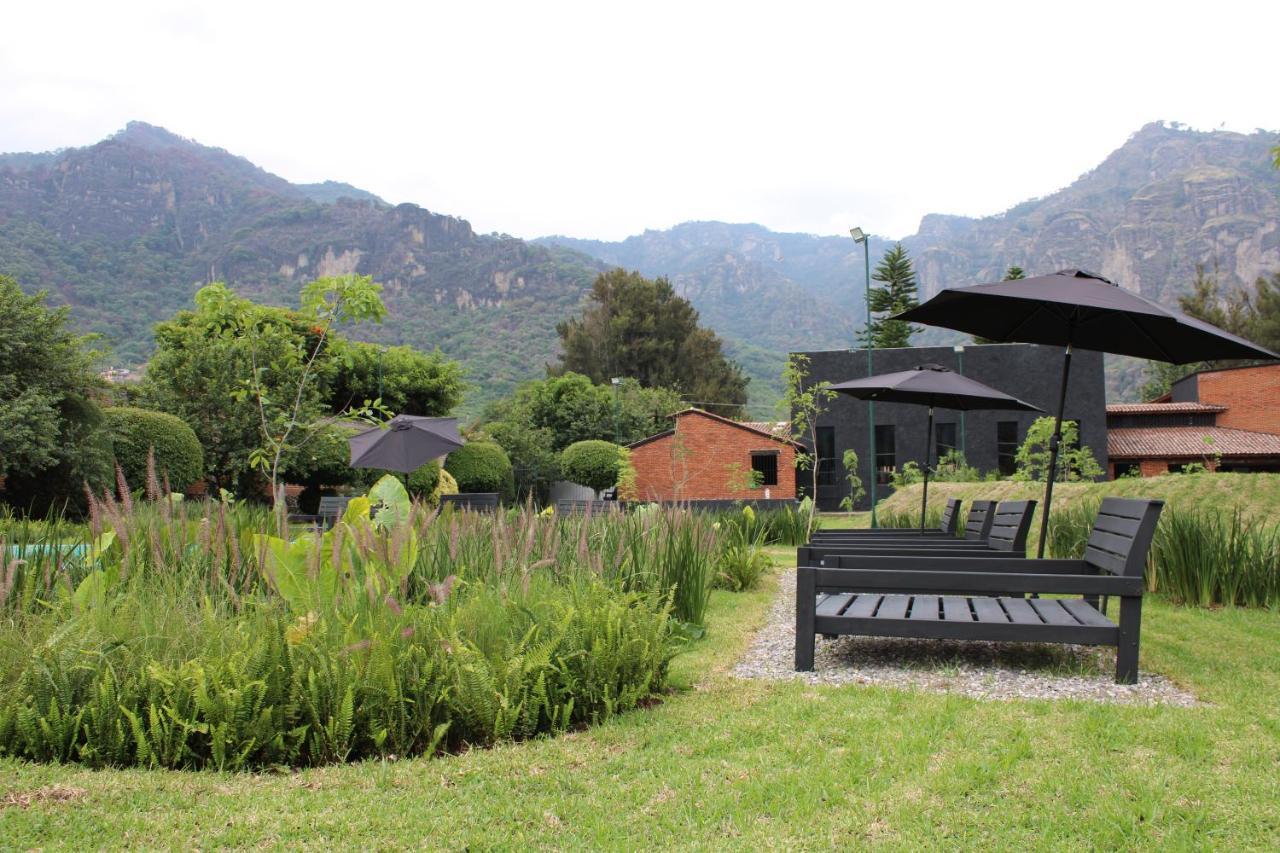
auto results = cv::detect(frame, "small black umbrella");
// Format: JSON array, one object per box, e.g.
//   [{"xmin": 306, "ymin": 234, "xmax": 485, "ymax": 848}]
[
  {"xmin": 830, "ymin": 364, "xmax": 1041, "ymax": 530},
  {"xmin": 895, "ymin": 269, "xmax": 1280, "ymax": 554},
  {"xmin": 348, "ymin": 415, "xmax": 463, "ymax": 473}
]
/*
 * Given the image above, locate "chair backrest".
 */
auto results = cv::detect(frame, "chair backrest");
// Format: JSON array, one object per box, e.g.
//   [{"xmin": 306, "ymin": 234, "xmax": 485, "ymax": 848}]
[
  {"xmin": 441, "ymin": 493, "xmax": 500, "ymax": 513},
  {"xmin": 1083, "ymin": 498, "xmax": 1165, "ymax": 576},
  {"xmin": 987, "ymin": 500, "xmax": 1037, "ymax": 551},
  {"xmin": 939, "ymin": 498, "xmax": 962, "ymax": 535},
  {"xmin": 962, "ymin": 500, "xmax": 996, "ymax": 541},
  {"xmin": 317, "ymin": 496, "xmax": 353, "ymax": 520}
]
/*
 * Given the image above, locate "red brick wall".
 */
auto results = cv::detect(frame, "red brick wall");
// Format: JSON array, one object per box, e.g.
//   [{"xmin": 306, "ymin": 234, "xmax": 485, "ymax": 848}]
[
  {"xmin": 628, "ymin": 411, "xmax": 797, "ymax": 502},
  {"xmin": 1139, "ymin": 460, "xmax": 1169, "ymax": 477},
  {"xmin": 1197, "ymin": 365, "xmax": 1280, "ymax": 435}
]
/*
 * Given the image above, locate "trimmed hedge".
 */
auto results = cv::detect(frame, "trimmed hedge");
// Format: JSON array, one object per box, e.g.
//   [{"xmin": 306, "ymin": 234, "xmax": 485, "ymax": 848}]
[
  {"xmin": 103, "ymin": 407, "xmax": 203, "ymax": 492},
  {"xmin": 444, "ymin": 442, "xmax": 514, "ymax": 501},
  {"xmin": 407, "ymin": 460, "xmax": 442, "ymax": 499},
  {"xmin": 560, "ymin": 440, "xmax": 623, "ymax": 493}
]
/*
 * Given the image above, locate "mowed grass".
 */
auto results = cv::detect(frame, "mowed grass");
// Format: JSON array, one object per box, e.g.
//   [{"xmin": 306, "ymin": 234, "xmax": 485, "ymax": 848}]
[{"xmin": 3, "ymin": 557, "xmax": 1280, "ymax": 849}]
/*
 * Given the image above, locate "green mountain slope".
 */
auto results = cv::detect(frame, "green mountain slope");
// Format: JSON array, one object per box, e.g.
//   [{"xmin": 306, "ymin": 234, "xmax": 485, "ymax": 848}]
[{"xmin": 0, "ymin": 122, "xmax": 604, "ymax": 414}]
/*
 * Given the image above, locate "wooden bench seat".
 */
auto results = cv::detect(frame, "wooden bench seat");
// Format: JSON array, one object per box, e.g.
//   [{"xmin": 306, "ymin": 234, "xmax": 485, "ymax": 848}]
[
  {"xmin": 796, "ymin": 498, "xmax": 1165, "ymax": 683},
  {"xmin": 812, "ymin": 592, "xmax": 1118, "ymax": 645}
]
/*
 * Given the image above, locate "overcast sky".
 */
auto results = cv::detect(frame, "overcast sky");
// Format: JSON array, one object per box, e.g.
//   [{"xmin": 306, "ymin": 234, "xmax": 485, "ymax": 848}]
[{"xmin": 2, "ymin": 1, "xmax": 1276, "ymax": 241}]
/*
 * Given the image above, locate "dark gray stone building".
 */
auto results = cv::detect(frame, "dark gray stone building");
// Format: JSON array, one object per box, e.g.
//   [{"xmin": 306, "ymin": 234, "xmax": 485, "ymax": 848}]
[{"xmin": 793, "ymin": 344, "xmax": 1108, "ymax": 510}]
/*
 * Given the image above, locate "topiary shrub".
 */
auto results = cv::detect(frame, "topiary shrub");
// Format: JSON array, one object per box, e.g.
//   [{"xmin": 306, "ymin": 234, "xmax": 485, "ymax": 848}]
[
  {"xmin": 444, "ymin": 442, "xmax": 514, "ymax": 501},
  {"xmin": 103, "ymin": 406, "xmax": 203, "ymax": 492},
  {"xmin": 560, "ymin": 440, "xmax": 623, "ymax": 495},
  {"xmin": 407, "ymin": 460, "xmax": 442, "ymax": 501}
]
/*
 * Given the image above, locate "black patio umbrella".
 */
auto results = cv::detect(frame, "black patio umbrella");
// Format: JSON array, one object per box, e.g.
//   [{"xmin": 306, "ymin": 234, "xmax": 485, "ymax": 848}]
[
  {"xmin": 830, "ymin": 364, "xmax": 1041, "ymax": 531},
  {"xmin": 894, "ymin": 269, "xmax": 1280, "ymax": 555},
  {"xmin": 348, "ymin": 415, "xmax": 464, "ymax": 474}
]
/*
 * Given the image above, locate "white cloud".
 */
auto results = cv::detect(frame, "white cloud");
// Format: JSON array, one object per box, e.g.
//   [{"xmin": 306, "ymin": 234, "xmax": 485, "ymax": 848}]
[{"xmin": 2, "ymin": 0, "xmax": 1275, "ymax": 241}]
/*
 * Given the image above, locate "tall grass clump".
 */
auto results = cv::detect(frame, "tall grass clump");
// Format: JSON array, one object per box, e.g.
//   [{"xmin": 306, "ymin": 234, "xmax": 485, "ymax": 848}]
[
  {"xmin": 0, "ymin": 476, "xmax": 698, "ymax": 770},
  {"xmin": 1046, "ymin": 497, "xmax": 1101, "ymax": 559},
  {"xmin": 875, "ymin": 505, "xmax": 942, "ymax": 532},
  {"xmin": 1150, "ymin": 508, "xmax": 1280, "ymax": 608}
]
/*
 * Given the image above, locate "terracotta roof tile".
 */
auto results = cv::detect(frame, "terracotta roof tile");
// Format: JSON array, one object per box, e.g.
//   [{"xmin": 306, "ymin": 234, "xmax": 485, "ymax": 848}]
[
  {"xmin": 1106, "ymin": 402, "xmax": 1227, "ymax": 414},
  {"xmin": 1108, "ymin": 426, "xmax": 1280, "ymax": 459}
]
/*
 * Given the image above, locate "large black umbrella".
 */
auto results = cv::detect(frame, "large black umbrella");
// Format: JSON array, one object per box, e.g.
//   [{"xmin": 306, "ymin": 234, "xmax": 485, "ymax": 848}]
[
  {"xmin": 830, "ymin": 364, "xmax": 1041, "ymax": 530},
  {"xmin": 348, "ymin": 415, "xmax": 463, "ymax": 473},
  {"xmin": 895, "ymin": 269, "xmax": 1280, "ymax": 554}
]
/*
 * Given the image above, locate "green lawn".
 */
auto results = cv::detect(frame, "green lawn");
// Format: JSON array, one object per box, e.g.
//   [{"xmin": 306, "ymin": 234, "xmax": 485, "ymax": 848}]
[{"xmin": 3, "ymin": 557, "xmax": 1279, "ymax": 849}]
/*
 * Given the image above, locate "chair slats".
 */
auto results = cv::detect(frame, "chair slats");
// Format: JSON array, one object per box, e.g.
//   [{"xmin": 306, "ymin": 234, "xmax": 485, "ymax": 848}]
[
  {"xmin": 908, "ymin": 596, "xmax": 941, "ymax": 620},
  {"xmin": 1029, "ymin": 598, "xmax": 1077, "ymax": 626},
  {"xmin": 816, "ymin": 593, "xmax": 854, "ymax": 617},
  {"xmin": 1000, "ymin": 597, "xmax": 1041, "ymax": 625},
  {"xmin": 876, "ymin": 595, "xmax": 910, "ymax": 620},
  {"xmin": 846, "ymin": 594, "xmax": 881, "ymax": 618}
]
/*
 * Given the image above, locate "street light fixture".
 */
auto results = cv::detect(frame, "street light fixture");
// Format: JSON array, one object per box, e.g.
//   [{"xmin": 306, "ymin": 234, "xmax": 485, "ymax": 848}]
[
  {"xmin": 850, "ymin": 227, "xmax": 877, "ymax": 527},
  {"xmin": 611, "ymin": 377, "xmax": 623, "ymax": 444}
]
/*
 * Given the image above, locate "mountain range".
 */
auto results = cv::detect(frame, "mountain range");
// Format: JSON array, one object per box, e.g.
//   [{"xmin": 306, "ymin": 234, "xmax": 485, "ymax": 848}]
[{"xmin": 2, "ymin": 120, "xmax": 1277, "ymax": 415}]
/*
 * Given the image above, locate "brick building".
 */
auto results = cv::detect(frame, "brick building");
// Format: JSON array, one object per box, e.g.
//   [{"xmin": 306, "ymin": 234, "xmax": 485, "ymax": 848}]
[
  {"xmin": 1107, "ymin": 363, "xmax": 1280, "ymax": 477},
  {"xmin": 626, "ymin": 409, "xmax": 800, "ymax": 502}
]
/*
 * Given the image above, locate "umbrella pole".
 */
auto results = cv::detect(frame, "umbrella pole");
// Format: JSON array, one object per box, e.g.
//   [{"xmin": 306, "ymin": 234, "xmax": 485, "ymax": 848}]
[
  {"xmin": 921, "ymin": 405, "xmax": 933, "ymax": 532},
  {"xmin": 1037, "ymin": 342, "xmax": 1074, "ymax": 559}
]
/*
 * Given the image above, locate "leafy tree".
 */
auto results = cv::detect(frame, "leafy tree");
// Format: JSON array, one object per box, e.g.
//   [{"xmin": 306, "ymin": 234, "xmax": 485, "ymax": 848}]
[
  {"xmin": 444, "ymin": 442, "xmax": 515, "ymax": 500},
  {"xmin": 857, "ymin": 243, "xmax": 921, "ymax": 349},
  {"xmin": 780, "ymin": 354, "xmax": 834, "ymax": 537},
  {"xmin": 1138, "ymin": 265, "xmax": 1278, "ymax": 399},
  {"xmin": 327, "ymin": 341, "xmax": 464, "ymax": 417},
  {"xmin": 0, "ymin": 275, "xmax": 112, "ymax": 511},
  {"xmin": 144, "ymin": 284, "xmax": 327, "ymax": 494},
  {"xmin": 482, "ymin": 420, "xmax": 559, "ymax": 503},
  {"xmin": 555, "ymin": 269, "xmax": 748, "ymax": 416},
  {"xmin": 102, "ymin": 407, "xmax": 203, "ymax": 493},
  {"xmin": 241, "ymin": 275, "xmax": 387, "ymax": 512},
  {"xmin": 559, "ymin": 440, "xmax": 624, "ymax": 494},
  {"xmin": 973, "ymin": 266, "xmax": 1026, "ymax": 344},
  {"xmin": 1013, "ymin": 417, "xmax": 1103, "ymax": 482},
  {"xmin": 837, "ymin": 449, "xmax": 865, "ymax": 513}
]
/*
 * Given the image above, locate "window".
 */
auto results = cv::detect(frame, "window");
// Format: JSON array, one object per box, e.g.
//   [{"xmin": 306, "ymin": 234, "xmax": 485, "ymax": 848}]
[
  {"xmin": 815, "ymin": 427, "xmax": 837, "ymax": 486},
  {"xmin": 997, "ymin": 421, "xmax": 1019, "ymax": 476},
  {"xmin": 935, "ymin": 422, "xmax": 957, "ymax": 463},
  {"xmin": 1112, "ymin": 461, "xmax": 1139, "ymax": 479},
  {"xmin": 874, "ymin": 425, "xmax": 895, "ymax": 485},
  {"xmin": 750, "ymin": 451, "xmax": 778, "ymax": 486}
]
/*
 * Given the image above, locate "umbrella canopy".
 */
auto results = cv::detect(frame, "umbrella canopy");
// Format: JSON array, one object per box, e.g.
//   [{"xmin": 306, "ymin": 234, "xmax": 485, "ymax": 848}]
[
  {"xmin": 894, "ymin": 269, "xmax": 1279, "ymax": 553},
  {"xmin": 830, "ymin": 364, "xmax": 1041, "ymax": 529},
  {"xmin": 897, "ymin": 269, "xmax": 1278, "ymax": 363},
  {"xmin": 348, "ymin": 415, "xmax": 463, "ymax": 474},
  {"xmin": 830, "ymin": 363, "xmax": 1043, "ymax": 412}
]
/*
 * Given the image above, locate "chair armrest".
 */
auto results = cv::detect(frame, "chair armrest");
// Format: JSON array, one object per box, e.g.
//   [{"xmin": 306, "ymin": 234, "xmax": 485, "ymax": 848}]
[
  {"xmin": 828, "ymin": 555, "xmax": 1087, "ymax": 574},
  {"xmin": 805, "ymin": 565, "xmax": 1144, "ymax": 597}
]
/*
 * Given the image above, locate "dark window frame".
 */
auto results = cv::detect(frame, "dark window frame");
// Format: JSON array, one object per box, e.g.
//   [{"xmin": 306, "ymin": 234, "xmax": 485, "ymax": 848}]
[
  {"xmin": 874, "ymin": 424, "xmax": 896, "ymax": 486},
  {"xmin": 935, "ymin": 422, "xmax": 957, "ymax": 463},
  {"xmin": 750, "ymin": 451, "xmax": 779, "ymax": 487},
  {"xmin": 997, "ymin": 420, "xmax": 1019, "ymax": 476},
  {"xmin": 815, "ymin": 426, "xmax": 837, "ymax": 486}
]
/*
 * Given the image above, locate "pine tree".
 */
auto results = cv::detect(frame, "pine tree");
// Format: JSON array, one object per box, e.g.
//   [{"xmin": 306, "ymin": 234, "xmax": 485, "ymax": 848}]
[{"xmin": 857, "ymin": 243, "xmax": 921, "ymax": 349}]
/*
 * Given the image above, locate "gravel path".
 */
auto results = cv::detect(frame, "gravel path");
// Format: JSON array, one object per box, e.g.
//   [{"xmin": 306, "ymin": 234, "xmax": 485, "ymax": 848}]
[{"xmin": 733, "ymin": 569, "xmax": 1200, "ymax": 706}]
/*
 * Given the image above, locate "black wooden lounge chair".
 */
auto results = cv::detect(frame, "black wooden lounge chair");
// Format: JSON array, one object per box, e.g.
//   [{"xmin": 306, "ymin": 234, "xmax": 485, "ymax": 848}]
[
  {"xmin": 810, "ymin": 498, "xmax": 963, "ymax": 539},
  {"xmin": 799, "ymin": 500, "xmax": 1035, "ymax": 562},
  {"xmin": 794, "ymin": 497, "xmax": 1164, "ymax": 683},
  {"xmin": 440, "ymin": 492, "xmax": 500, "ymax": 513}
]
